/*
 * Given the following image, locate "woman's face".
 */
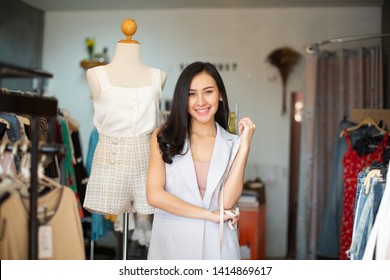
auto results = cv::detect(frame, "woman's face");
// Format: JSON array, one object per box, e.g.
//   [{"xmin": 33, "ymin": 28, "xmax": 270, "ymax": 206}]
[{"xmin": 187, "ymin": 72, "xmax": 221, "ymax": 125}]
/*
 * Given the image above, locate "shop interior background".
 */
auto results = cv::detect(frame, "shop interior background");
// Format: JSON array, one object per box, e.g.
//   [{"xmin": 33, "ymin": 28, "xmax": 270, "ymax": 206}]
[{"xmin": 0, "ymin": 0, "xmax": 388, "ymax": 259}]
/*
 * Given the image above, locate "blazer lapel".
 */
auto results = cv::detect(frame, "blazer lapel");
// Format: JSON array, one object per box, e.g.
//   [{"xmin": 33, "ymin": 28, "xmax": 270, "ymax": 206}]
[
  {"xmin": 203, "ymin": 123, "xmax": 235, "ymax": 209},
  {"xmin": 176, "ymin": 138, "xmax": 204, "ymax": 203}
]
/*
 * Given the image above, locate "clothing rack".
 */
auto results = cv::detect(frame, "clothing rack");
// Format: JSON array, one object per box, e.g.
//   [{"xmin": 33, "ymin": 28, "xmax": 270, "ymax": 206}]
[
  {"xmin": 0, "ymin": 62, "xmax": 57, "ymax": 259},
  {"xmin": 304, "ymin": 33, "xmax": 390, "ymax": 54},
  {"xmin": 0, "ymin": 93, "xmax": 59, "ymax": 259}
]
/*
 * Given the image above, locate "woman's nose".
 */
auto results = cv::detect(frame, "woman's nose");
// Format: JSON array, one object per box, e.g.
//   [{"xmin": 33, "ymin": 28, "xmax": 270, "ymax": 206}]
[{"xmin": 197, "ymin": 94, "xmax": 206, "ymax": 105}]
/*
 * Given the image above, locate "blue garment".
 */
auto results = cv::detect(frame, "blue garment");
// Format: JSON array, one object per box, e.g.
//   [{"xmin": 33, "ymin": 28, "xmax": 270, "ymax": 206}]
[
  {"xmin": 317, "ymin": 120, "xmax": 380, "ymax": 259},
  {"xmin": 347, "ymin": 166, "xmax": 386, "ymax": 260},
  {"xmin": 86, "ymin": 127, "xmax": 99, "ymax": 176},
  {"xmin": 85, "ymin": 127, "xmax": 111, "ymax": 242},
  {"xmin": 0, "ymin": 113, "xmax": 22, "ymax": 142}
]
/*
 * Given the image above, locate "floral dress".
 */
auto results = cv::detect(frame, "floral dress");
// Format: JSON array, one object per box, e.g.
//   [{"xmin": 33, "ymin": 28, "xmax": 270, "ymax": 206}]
[{"xmin": 339, "ymin": 130, "xmax": 388, "ymax": 260}]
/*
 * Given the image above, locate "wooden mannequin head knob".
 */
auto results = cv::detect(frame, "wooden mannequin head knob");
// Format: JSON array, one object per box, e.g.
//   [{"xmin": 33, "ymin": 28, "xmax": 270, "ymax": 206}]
[{"xmin": 118, "ymin": 18, "xmax": 140, "ymax": 44}]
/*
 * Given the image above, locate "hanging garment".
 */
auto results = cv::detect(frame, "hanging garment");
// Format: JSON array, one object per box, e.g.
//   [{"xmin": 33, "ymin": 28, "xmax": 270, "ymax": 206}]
[
  {"xmin": 0, "ymin": 186, "xmax": 85, "ymax": 260},
  {"xmin": 363, "ymin": 159, "xmax": 390, "ymax": 260},
  {"xmin": 58, "ymin": 116, "xmax": 83, "ymax": 219},
  {"xmin": 0, "ymin": 113, "xmax": 22, "ymax": 172},
  {"xmin": 84, "ymin": 66, "xmax": 162, "ymax": 215},
  {"xmin": 148, "ymin": 123, "xmax": 240, "ymax": 260},
  {"xmin": 347, "ymin": 164, "xmax": 386, "ymax": 259},
  {"xmin": 70, "ymin": 130, "xmax": 89, "ymax": 217},
  {"xmin": 0, "ymin": 133, "xmax": 17, "ymax": 177},
  {"xmin": 317, "ymin": 119, "xmax": 356, "ymax": 259},
  {"xmin": 339, "ymin": 130, "xmax": 388, "ymax": 260},
  {"xmin": 353, "ymin": 134, "xmax": 390, "ymax": 164},
  {"xmin": 317, "ymin": 120, "xmax": 379, "ymax": 259}
]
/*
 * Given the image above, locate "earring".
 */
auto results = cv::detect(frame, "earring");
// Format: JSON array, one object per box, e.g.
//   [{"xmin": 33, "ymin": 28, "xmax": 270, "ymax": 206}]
[{"xmin": 219, "ymin": 98, "xmax": 223, "ymax": 102}]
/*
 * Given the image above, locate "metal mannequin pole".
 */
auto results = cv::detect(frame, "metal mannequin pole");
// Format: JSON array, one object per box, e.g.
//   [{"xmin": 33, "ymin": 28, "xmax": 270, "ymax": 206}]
[
  {"xmin": 90, "ymin": 240, "xmax": 95, "ymax": 260},
  {"xmin": 122, "ymin": 212, "xmax": 129, "ymax": 260}
]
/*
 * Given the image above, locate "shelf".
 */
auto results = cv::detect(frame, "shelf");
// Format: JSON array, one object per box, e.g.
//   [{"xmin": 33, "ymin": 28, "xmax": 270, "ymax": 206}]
[
  {"xmin": 0, "ymin": 61, "xmax": 53, "ymax": 79},
  {"xmin": 80, "ymin": 60, "xmax": 107, "ymax": 70}
]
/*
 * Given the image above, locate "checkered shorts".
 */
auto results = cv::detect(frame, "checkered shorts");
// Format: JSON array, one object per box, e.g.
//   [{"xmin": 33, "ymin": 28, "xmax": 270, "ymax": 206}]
[{"xmin": 83, "ymin": 133, "xmax": 154, "ymax": 215}]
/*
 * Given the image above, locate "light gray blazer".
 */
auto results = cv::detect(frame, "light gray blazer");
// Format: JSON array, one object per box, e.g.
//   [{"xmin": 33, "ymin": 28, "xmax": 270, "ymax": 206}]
[{"xmin": 148, "ymin": 122, "xmax": 240, "ymax": 260}]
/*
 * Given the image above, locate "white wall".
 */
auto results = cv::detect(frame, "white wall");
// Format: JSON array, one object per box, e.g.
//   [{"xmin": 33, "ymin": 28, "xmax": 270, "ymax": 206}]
[{"xmin": 42, "ymin": 7, "xmax": 381, "ymax": 258}]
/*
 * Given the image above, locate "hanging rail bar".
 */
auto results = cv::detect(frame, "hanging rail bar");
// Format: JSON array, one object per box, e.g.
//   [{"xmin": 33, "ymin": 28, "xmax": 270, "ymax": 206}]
[
  {"xmin": 4, "ymin": 142, "xmax": 67, "ymax": 156},
  {"xmin": 304, "ymin": 33, "xmax": 390, "ymax": 54},
  {"xmin": 0, "ymin": 91, "xmax": 57, "ymax": 117}
]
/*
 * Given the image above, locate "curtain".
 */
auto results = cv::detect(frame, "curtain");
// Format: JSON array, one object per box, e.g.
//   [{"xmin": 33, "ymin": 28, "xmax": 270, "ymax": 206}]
[{"xmin": 296, "ymin": 45, "xmax": 383, "ymax": 259}]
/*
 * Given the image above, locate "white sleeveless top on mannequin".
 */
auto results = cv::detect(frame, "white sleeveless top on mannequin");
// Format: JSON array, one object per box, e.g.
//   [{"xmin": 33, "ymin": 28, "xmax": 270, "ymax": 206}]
[
  {"xmin": 92, "ymin": 66, "xmax": 162, "ymax": 137},
  {"xmin": 84, "ymin": 66, "xmax": 162, "ymax": 215}
]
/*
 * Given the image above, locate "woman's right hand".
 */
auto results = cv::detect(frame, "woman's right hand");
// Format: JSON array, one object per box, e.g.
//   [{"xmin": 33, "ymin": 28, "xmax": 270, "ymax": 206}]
[{"xmin": 209, "ymin": 209, "xmax": 239, "ymax": 224}]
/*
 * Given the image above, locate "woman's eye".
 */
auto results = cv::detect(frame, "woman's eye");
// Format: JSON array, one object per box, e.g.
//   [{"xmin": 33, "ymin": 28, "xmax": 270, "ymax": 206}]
[
  {"xmin": 189, "ymin": 92, "xmax": 196, "ymax": 96},
  {"xmin": 205, "ymin": 90, "xmax": 213, "ymax": 95}
]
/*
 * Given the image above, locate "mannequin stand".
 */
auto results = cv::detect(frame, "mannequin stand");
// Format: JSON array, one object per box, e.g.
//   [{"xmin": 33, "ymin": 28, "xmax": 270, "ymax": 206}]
[{"xmin": 122, "ymin": 212, "xmax": 129, "ymax": 259}]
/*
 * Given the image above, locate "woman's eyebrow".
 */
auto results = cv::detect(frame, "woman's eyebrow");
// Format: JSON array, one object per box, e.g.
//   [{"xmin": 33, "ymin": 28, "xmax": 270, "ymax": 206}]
[{"xmin": 189, "ymin": 85, "xmax": 215, "ymax": 91}]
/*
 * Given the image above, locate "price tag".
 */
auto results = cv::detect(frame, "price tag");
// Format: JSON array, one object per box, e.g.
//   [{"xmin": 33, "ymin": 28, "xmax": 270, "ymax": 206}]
[{"xmin": 38, "ymin": 225, "xmax": 53, "ymax": 259}]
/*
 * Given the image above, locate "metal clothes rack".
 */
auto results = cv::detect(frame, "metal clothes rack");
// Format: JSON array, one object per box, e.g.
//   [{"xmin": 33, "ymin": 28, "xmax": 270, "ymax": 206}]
[
  {"xmin": 0, "ymin": 62, "xmax": 58, "ymax": 260},
  {"xmin": 304, "ymin": 33, "xmax": 390, "ymax": 54}
]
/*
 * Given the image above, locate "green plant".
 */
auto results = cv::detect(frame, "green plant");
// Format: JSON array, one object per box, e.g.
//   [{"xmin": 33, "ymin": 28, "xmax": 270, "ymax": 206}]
[{"xmin": 85, "ymin": 37, "xmax": 96, "ymax": 61}]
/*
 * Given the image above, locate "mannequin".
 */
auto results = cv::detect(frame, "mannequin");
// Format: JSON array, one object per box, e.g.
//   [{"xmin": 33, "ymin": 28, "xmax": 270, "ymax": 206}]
[
  {"xmin": 84, "ymin": 18, "xmax": 166, "ymax": 216},
  {"xmin": 86, "ymin": 21, "xmax": 166, "ymax": 97},
  {"xmin": 87, "ymin": 43, "xmax": 166, "ymax": 96}
]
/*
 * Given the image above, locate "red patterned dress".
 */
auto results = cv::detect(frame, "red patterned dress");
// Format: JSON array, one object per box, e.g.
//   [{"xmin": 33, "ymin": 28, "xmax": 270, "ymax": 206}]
[{"xmin": 339, "ymin": 130, "xmax": 388, "ymax": 259}]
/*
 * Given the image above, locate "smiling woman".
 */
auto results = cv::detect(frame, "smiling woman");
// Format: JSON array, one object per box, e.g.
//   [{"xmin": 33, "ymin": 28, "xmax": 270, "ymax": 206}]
[{"xmin": 146, "ymin": 61, "xmax": 256, "ymax": 260}]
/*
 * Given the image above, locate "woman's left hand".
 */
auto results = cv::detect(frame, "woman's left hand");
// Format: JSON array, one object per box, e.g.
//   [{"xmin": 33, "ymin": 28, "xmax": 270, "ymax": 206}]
[{"xmin": 237, "ymin": 117, "xmax": 256, "ymax": 150}]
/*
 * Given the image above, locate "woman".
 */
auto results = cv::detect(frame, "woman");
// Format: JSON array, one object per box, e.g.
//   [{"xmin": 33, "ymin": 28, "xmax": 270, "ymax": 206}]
[{"xmin": 147, "ymin": 61, "xmax": 256, "ymax": 259}]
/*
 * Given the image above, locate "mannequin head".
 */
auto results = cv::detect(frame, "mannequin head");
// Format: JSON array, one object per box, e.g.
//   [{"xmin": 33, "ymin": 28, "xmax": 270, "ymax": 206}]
[{"xmin": 118, "ymin": 18, "xmax": 140, "ymax": 44}]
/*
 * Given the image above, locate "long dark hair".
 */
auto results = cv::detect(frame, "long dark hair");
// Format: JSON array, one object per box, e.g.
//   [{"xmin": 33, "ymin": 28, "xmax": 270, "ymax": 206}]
[{"xmin": 158, "ymin": 61, "xmax": 230, "ymax": 164}]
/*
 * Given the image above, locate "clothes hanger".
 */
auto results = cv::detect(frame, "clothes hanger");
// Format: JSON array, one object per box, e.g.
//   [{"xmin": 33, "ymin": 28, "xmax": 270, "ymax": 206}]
[
  {"xmin": 16, "ymin": 114, "xmax": 31, "ymax": 126},
  {"xmin": 0, "ymin": 112, "xmax": 30, "ymax": 127},
  {"xmin": 16, "ymin": 141, "xmax": 63, "ymax": 202},
  {"xmin": 17, "ymin": 139, "xmax": 32, "ymax": 191},
  {"xmin": 0, "ymin": 87, "xmax": 10, "ymax": 95},
  {"xmin": 5, "ymin": 140, "xmax": 20, "ymax": 177},
  {"xmin": 35, "ymin": 153, "xmax": 65, "ymax": 225},
  {"xmin": 37, "ymin": 154, "xmax": 63, "ymax": 192},
  {"xmin": 363, "ymin": 169, "xmax": 382, "ymax": 195},
  {"xmin": 0, "ymin": 138, "xmax": 12, "ymax": 203},
  {"xmin": 60, "ymin": 108, "xmax": 79, "ymax": 132},
  {"xmin": 0, "ymin": 117, "xmax": 10, "ymax": 129},
  {"xmin": 0, "ymin": 140, "xmax": 27, "ymax": 200},
  {"xmin": 5, "ymin": 140, "xmax": 33, "ymax": 198},
  {"xmin": 339, "ymin": 117, "xmax": 389, "ymax": 138},
  {"xmin": 17, "ymin": 151, "xmax": 64, "ymax": 226}
]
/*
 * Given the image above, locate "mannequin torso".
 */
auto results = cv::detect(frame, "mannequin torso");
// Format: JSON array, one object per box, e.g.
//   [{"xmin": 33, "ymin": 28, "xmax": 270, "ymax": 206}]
[{"xmin": 87, "ymin": 43, "xmax": 167, "ymax": 100}]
